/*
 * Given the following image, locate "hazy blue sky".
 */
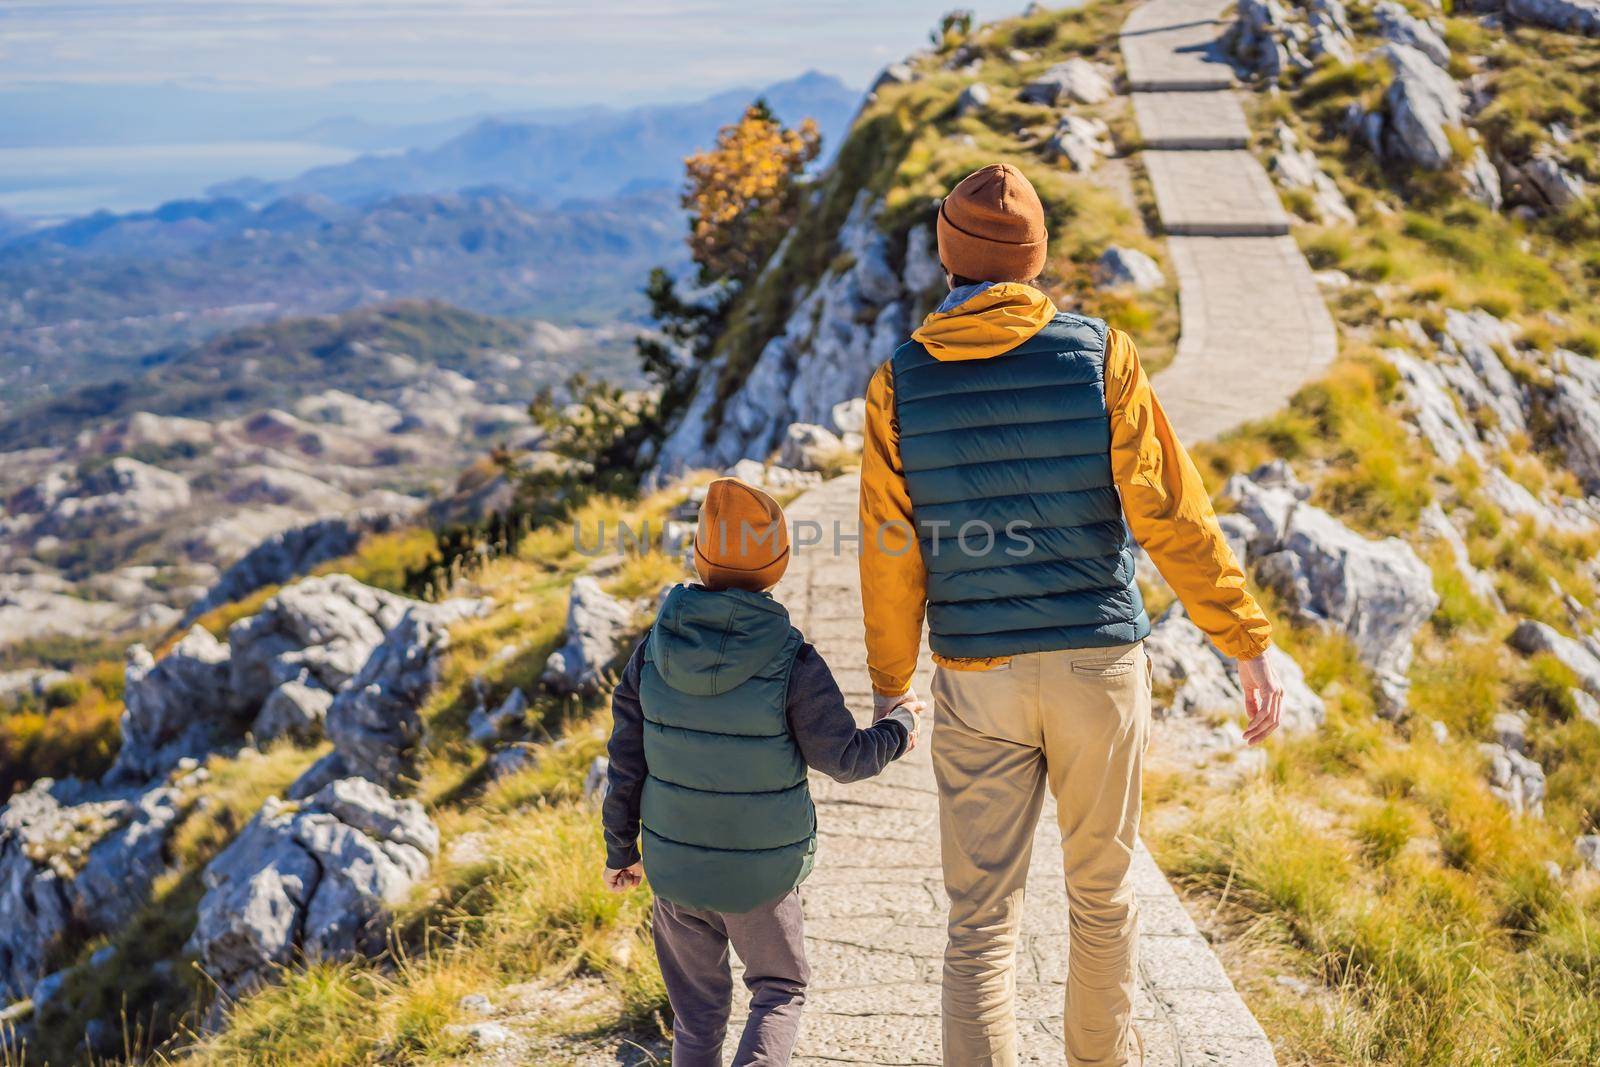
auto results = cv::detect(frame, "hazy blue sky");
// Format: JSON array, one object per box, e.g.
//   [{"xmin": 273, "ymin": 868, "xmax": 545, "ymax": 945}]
[{"xmin": 2, "ymin": 1, "xmax": 1024, "ymax": 105}]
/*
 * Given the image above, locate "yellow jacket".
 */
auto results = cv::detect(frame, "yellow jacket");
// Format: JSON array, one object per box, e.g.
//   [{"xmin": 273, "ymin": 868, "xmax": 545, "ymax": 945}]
[{"xmin": 858, "ymin": 283, "xmax": 1271, "ymax": 696}]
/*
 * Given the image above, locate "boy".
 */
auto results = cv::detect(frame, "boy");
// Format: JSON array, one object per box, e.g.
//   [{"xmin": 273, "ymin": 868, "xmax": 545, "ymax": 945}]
[{"xmin": 603, "ymin": 476, "xmax": 921, "ymax": 1066}]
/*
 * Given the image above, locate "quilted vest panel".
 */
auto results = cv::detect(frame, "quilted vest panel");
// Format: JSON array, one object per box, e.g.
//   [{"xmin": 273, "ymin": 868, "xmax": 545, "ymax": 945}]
[
  {"xmin": 639, "ymin": 586, "xmax": 815, "ymax": 912},
  {"xmin": 890, "ymin": 313, "xmax": 1150, "ymax": 660}
]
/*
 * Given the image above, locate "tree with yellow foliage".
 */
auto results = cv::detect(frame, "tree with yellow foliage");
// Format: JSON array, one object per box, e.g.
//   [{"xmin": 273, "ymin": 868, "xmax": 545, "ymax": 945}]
[{"xmin": 682, "ymin": 100, "xmax": 821, "ymax": 284}]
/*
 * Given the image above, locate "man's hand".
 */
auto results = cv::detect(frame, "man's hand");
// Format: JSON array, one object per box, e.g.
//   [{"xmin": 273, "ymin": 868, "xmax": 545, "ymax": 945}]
[
  {"xmin": 1237, "ymin": 653, "xmax": 1284, "ymax": 746},
  {"xmin": 896, "ymin": 698, "xmax": 927, "ymax": 752},
  {"xmin": 873, "ymin": 688, "xmax": 919, "ymax": 723},
  {"xmin": 603, "ymin": 862, "xmax": 644, "ymax": 892}
]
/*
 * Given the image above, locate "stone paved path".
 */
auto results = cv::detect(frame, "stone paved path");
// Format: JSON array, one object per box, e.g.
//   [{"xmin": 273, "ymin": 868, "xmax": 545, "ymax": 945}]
[
  {"xmin": 719, "ymin": 476, "xmax": 1275, "ymax": 1065},
  {"xmin": 1123, "ymin": 0, "xmax": 1337, "ymax": 444},
  {"xmin": 712, "ymin": 4, "xmax": 1350, "ymax": 1059}
]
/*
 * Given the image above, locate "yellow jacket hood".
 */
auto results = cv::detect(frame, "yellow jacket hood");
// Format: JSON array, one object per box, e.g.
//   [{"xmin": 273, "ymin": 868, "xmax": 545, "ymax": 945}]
[{"xmin": 910, "ymin": 282, "xmax": 1057, "ymax": 362}]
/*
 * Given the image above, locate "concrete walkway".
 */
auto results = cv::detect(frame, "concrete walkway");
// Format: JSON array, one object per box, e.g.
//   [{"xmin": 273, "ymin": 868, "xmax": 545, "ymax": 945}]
[
  {"xmin": 1123, "ymin": 0, "xmax": 1338, "ymax": 444},
  {"xmin": 721, "ymin": 477, "xmax": 1275, "ymax": 1066}
]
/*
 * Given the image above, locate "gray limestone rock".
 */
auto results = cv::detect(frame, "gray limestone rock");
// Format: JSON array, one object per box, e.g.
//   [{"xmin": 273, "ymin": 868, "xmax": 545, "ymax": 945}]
[
  {"xmin": 252, "ymin": 673, "xmax": 335, "ymax": 744},
  {"xmin": 188, "ymin": 778, "xmax": 436, "ymax": 998},
  {"xmin": 954, "ymin": 83, "xmax": 991, "ymax": 117},
  {"xmin": 1226, "ymin": 464, "xmax": 1438, "ymax": 715},
  {"xmin": 1480, "ymin": 741, "xmax": 1546, "ymax": 817},
  {"xmin": 778, "ymin": 423, "xmax": 846, "ymax": 471},
  {"xmin": 540, "ymin": 577, "xmax": 635, "ymax": 697},
  {"xmin": 1374, "ymin": 1, "xmax": 1450, "ymax": 67},
  {"xmin": 1549, "ymin": 349, "xmax": 1600, "ymax": 493},
  {"xmin": 1019, "ymin": 58, "xmax": 1112, "ymax": 105},
  {"xmin": 110, "ymin": 626, "xmax": 241, "ymax": 783},
  {"xmin": 467, "ymin": 688, "xmax": 529, "ymax": 747},
  {"xmin": 1095, "ymin": 247, "xmax": 1165, "ymax": 291},
  {"xmin": 1380, "ymin": 44, "xmax": 1465, "ymax": 170},
  {"xmin": 1045, "ymin": 114, "xmax": 1112, "ymax": 172},
  {"xmin": 181, "ymin": 510, "xmax": 413, "ymax": 627},
  {"xmin": 1508, "ymin": 619, "xmax": 1600, "ymax": 695},
  {"xmin": 317, "ymin": 610, "xmax": 456, "ymax": 791},
  {"xmin": 1506, "ymin": 0, "xmax": 1600, "ymax": 36},
  {"xmin": 0, "ymin": 768, "xmax": 203, "ymax": 1001}
]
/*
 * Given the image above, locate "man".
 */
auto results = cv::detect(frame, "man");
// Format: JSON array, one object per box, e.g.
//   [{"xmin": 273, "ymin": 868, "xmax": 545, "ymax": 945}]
[{"xmin": 858, "ymin": 163, "xmax": 1284, "ymax": 1067}]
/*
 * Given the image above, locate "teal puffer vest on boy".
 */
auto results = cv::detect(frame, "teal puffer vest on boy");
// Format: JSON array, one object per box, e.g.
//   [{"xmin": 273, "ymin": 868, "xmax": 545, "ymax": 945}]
[
  {"xmin": 890, "ymin": 312, "xmax": 1150, "ymax": 661},
  {"xmin": 638, "ymin": 583, "xmax": 814, "ymax": 913}
]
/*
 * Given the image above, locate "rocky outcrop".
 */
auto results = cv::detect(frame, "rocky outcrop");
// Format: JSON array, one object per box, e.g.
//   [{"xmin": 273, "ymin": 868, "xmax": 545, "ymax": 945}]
[
  {"xmin": 651, "ymin": 194, "xmax": 939, "ymax": 480},
  {"xmin": 1481, "ymin": 713, "xmax": 1546, "ymax": 817},
  {"xmin": 721, "ymin": 459, "xmax": 823, "ymax": 493},
  {"xmin": 541, "ymin": 577, "xmax": 635, "ymax": 697},
  {"xmin": 314, "ymin": 607, "xmax": 469, "ymax": 792},
  {"xmin": 1378, "ymin": 44, "xmax": 1464, "ymax": 170},
  {"xmin": 1460, "ymin": 148, "xmax": 1504, "ymax": 211},
  {"xmin": 1095, "ymin": 247, "xmax": 1165, "ymax": 291},
  {"xmin": 468, "ymin": 688, "xmax": 529, "ymax": 746},
  {"xmin": 955, "ymin": 83, "xmax": 991, "ymax": 117},
  {"xmin": 1509, "ymin": 148, "xmax": 1590, "ymax": 212},
  {"xmin": 1508, "ymin": 620, "xmax": 1600, "ymax": 695},
  {"xmin": 1270, "ymin": 123, "xmax": 1356, "ymax": 224},
  {"xmin": 1418, "ymin": 504, "xmax": 1503, "ymax": 610},
  {"xmin": 252, "ymin": 673, "xmax": 335, "ymax": 743},
  {"xmin": 1226, "ymin": 463, "xmax": 1438, "ymax": 714},
  {"xmin": 1145, "ymin": 604, "xmax": 1325, "ymax": 733},
  {"xmin": 1374, "ymin": 2, "xmax": 1450, "ymax": 67},
  {"xmin": 1019, "ymin": 58, "xmax": 1113, "ymax": 105},
  {"xmin": 227, "ymin": 575, "xmax": 433, "ymax": 710},
  {"xmin": 1481, "ymin": 741, "xmax": 1546, "ymax": 816},
  {"xmin": 112, "ymin": 573, "xmax": 482, "ymax": 787},
  {"xmin": 778, "ymin": 423, "xmax": 846, "ymax": 471},
  {"xmin": 111, "ymin": 627, "xmax": 243, "ymax": 783},
  {"xmin": 1228, "ymin": 0, "xmax": 1304, "ymax": 79},
  {"xmin": 1550, "ymin": 349, "xmax": 1600, "ymax": 493},
  {"xmin": 181, "ymin": 509, "xmax": 414, "ymax": 626},
  {"xmin": 188, "ymin": 777, "xmax": 438, "ymax": 999},
  {"xmin": 1044, "ymin": 114, "xmax": 1113, "ymax": 172},
  {"xmin": 0, "ymin": 764, "xmax": 206, "ymax": 1002},
  {"xmin": 1505, "ymin": 0, "xmax": 1600, "ymax": 36}
]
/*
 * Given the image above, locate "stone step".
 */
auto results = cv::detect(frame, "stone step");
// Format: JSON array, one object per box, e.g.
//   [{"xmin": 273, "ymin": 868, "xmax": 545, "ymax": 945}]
[
  {"xmin": 1152, "ymin": 235, "xmax": 1337, "ymax": 445},
  {"xmin": 1121, "ymin": 0, "xmax": 1237, "ymax": 91},
  {"xmin": 1143, "ymin": 150, "xmax": 1291, "ymax": 237},
  {"xmin": 1133, "ymin": 90, "xmax": 1250, "ymax": 149}
]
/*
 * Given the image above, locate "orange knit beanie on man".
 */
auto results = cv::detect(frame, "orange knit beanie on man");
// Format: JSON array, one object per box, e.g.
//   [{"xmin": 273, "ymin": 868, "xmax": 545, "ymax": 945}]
[
  {"xmin": 936, "ymin": 162, "xmax": 1048, "ymax": 282},
  {"xmin": 693, "ymin": 477, "xmax": 791, "ymax": 592}
]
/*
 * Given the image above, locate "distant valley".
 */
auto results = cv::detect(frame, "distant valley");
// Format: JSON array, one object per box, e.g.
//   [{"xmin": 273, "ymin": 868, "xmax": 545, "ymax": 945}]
[
  {"xmin": 0, "ymin": 301, "xmax": 607, "ymax": 649},
  {"xmin": 0, "ymin": 71, "xmax": 858, "ymax": 413}
]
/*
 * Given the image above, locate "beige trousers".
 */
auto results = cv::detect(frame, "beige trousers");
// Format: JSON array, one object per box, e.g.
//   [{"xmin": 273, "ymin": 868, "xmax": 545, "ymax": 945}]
[{"xmin": 931, "ymin": 641, "xmax": 1151, "ymax": 1067}]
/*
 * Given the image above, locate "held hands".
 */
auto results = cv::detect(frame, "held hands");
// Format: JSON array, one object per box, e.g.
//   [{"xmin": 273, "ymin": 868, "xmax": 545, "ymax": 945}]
[
  {"xmin": 603, "ymin": 861, "xmax": 644, "ymax": 893},
  {"xmin": 874, "ymin": 689, "xmax": 927, "ymax": 753},
  {"xmin": 1237, "ymin": 652, "xmax": 1285, "ymax": 746}
]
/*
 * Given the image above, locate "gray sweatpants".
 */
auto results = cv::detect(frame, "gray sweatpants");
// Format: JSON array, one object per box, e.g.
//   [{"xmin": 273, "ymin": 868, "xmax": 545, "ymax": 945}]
[{"xmin": 652, "ymin": 890, "xmax": 809, "ymax": 1067}]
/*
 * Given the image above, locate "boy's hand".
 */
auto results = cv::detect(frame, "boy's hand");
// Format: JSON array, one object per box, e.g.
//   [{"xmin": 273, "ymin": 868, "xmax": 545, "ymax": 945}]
[
  {"xmin": 873, "ymin": 688, "xmax": 919, "ymax": 722},
  {"xmin": 891, "ymin": 698, "xmax": 926, "ymax": 752},
  {"xmin": 604, "ymin": 862, "xmax": 644, "ymax": 892}
]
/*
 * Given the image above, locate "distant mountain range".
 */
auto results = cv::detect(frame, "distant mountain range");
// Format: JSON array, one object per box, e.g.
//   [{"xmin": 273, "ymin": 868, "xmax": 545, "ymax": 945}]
[
  {"xmin": 0, "ymin": 187, "xmax": 682, "ymax": 413},
  {"xmin": 210, "ymin": 71, "xmax": 859, "ymax": 206},
  {"xmin": 0, "ymin": 69, "xmax": 861, "ymax": 415}
]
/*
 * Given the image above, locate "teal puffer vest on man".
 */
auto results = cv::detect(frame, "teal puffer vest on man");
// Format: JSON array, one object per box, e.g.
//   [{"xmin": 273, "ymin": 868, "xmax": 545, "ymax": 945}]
[
  {"xmin": 890, "ymin": 312, "xmax": 1150, "ymax": 661},
  {"xmin": 638, "ymin": 583, "xmax": 815, "ymax": 913}
]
